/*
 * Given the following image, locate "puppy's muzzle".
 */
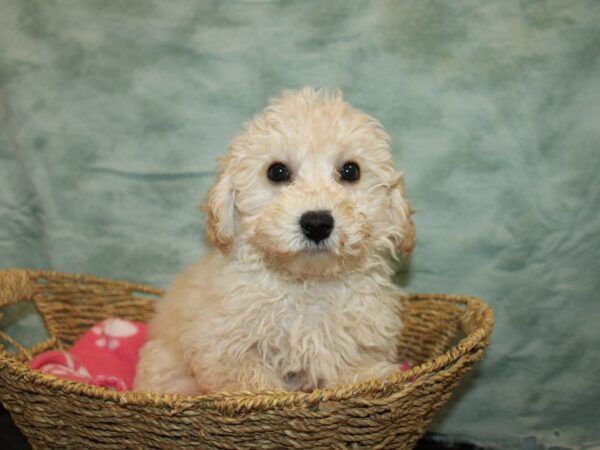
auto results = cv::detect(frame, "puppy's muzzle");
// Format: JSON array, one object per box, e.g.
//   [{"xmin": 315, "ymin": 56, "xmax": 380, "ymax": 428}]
[{"xmin": 299, "ymin": 210, "xmax": 334, "ymax": 243}]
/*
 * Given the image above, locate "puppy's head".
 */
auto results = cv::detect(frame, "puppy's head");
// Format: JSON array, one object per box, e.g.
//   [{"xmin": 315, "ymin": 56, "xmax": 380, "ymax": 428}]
[{"xmin": 204, "ymin": 87, "xmax": 415, "ymax": 277}]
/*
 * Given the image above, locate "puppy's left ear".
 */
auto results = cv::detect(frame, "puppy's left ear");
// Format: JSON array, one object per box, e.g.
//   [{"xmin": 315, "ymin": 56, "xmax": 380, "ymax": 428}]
[
  {"xmin": 389, "ymin": 173, "xmax": 416, "ymax": 257},
  {"xmin": 203, "ymin": 163, "xmax": 236, "ymax": 252}
]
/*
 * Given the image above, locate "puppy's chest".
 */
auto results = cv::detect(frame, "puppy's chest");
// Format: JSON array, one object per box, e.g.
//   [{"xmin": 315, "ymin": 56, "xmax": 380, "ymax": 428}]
[
  {"xmin": 272, "ymin": 296, "xmax": 332, "ymax": 336},
  {"xmin": 246, "ymin": 284, "xmax": 385, "ymax": 353}
]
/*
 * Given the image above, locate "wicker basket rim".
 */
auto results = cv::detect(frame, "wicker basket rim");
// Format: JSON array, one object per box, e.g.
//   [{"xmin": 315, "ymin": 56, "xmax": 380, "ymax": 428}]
[{"xmin": 0, "ymin": 269, "xmax": 494, "ymax": 413}]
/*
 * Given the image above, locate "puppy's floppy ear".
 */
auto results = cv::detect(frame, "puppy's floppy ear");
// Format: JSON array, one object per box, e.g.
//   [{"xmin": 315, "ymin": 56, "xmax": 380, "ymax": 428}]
[
  {"xmin": 203, "ymin": 162, "xmax": 235, "ymax": 252},
  {"xmin": 389, "ymin": 173, "xmax": 416, "ymax": 257}
]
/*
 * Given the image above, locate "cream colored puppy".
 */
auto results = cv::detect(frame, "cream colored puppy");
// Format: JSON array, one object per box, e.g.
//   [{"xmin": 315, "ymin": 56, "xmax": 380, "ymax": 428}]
[{"xmin": 134, "ymin": 87, "xmax": 415, "ymax": 395}]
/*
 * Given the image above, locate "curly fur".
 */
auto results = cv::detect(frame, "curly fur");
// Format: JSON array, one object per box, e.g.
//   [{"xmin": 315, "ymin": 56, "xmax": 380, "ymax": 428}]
[{"xmin": 134, "ymin": 87, "xmax": 415, "ymax": 394}]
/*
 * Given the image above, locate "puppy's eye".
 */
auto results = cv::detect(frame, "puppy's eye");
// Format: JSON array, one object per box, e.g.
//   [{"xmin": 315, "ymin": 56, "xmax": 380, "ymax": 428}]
[
  {"xmin": 339, "ymin": 162, "xmax": 360, "ymax": 182},
  {"xmin": 267, "ymin": 162, "xmax": 291, "ymax": 182}
]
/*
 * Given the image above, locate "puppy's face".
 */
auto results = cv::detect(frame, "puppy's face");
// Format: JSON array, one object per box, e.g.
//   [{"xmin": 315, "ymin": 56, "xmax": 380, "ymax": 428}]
[{"xmin": 205, "ymin": 88, "xmax": 414, "ymax": 277}]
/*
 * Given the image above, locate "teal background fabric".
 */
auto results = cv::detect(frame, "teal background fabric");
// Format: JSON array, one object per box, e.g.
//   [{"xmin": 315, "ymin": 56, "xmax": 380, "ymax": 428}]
[{"xmin": 1, "ymin": 1, "xmax": 599, "ymax": 448}]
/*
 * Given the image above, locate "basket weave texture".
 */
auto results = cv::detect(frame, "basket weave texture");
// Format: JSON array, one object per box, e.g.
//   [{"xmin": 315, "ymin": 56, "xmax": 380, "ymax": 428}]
[{"xmin": 0, "ymin": 269, "xmax": 493, "ymax": 450}]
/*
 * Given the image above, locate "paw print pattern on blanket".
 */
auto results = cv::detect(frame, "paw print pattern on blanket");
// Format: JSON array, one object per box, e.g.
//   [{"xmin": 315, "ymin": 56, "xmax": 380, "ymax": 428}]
[
  {"xmin": 29, "ymin": 318, "xmax": 147, "ymax": 390},
  {"xmin": 42, "ymin": 352, "xmax": 91, "ymax": 379},
  {"xmin": 92, "ymin": 318, "xmax": 139, "ymax": 351}
]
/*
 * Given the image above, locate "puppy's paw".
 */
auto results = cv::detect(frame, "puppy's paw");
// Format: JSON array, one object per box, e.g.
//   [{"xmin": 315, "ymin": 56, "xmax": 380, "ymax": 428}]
[{"xmin": 350, "ymin": 361, "xmax": 401, "ymax": 384}]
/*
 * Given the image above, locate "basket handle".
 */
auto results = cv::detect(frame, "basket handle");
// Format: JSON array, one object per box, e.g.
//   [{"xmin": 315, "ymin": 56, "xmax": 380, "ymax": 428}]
[
  {"xmin": 0, "ymin": 328, "xmax": 31, "ymax": 359},
  {"xmin": 0, "ymin": 269, "xmax": 36, "ymax": 359},
  {"xmin": 0, "ymin": 269, "xmax": 35, "ymax": 307}
]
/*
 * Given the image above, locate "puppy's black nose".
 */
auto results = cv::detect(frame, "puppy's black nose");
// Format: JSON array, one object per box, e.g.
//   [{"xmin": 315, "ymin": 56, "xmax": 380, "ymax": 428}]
[{"xmin": 299, "ymin": 210, "xmax": 334, "ymax": 243}]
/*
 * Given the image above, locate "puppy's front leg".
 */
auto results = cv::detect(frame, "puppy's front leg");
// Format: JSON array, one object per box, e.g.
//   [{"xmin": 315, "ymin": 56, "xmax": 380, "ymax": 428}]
[
  {"xmin": 333, "ymin": 360, "xmax": 401, "ymax": 386},
  {"xmin": 135, "ymin": 338, "xmax": 200, "ymax": 395},
  {"xmin": 193, "ymin": 352, "xmax": 286, "ymax": 392}
]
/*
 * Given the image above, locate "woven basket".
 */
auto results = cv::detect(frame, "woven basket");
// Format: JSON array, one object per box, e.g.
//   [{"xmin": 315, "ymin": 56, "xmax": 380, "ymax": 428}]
[{"xmin": 0, "ymin": 269, "xmax": 493, "ymax": 450}]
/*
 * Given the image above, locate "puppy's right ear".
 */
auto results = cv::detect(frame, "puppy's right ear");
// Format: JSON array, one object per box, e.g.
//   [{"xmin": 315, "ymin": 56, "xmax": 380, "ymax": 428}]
[
  {"xmin": 203, "ymin": 164, "xmax": 235, "ymax": 252},
  {"xmin": 389, "ymin": 173, "xmax": 416, "ymax": 258}
]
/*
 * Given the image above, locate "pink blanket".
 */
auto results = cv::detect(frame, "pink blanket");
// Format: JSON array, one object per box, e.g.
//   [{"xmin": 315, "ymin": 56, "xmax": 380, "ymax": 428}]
[
  {"xmin": 30, "ymin": 318, "xmax": 412, "ymax": 392},
  {"xmin": 30, "ymin": 318, "xmax": 146, "ymax": 391}
]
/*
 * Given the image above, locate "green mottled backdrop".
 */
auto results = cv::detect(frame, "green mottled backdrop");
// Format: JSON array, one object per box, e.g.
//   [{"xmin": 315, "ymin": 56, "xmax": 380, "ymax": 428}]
[{"xmin": 1, "ymin": 1, "xmax": 599, "ymax": 448}]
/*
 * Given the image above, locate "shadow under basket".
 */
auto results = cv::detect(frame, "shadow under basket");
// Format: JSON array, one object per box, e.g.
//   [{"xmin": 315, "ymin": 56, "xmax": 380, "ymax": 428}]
[{"xmin": 0, "ymin": 269, "xmax": 494, "ymax": 450}]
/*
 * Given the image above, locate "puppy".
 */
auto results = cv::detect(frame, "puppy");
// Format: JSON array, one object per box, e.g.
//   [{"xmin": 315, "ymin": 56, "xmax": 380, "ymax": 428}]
[{"xmin": 134, "ymin": 87, "xmax": 415, "ymax": 394}]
